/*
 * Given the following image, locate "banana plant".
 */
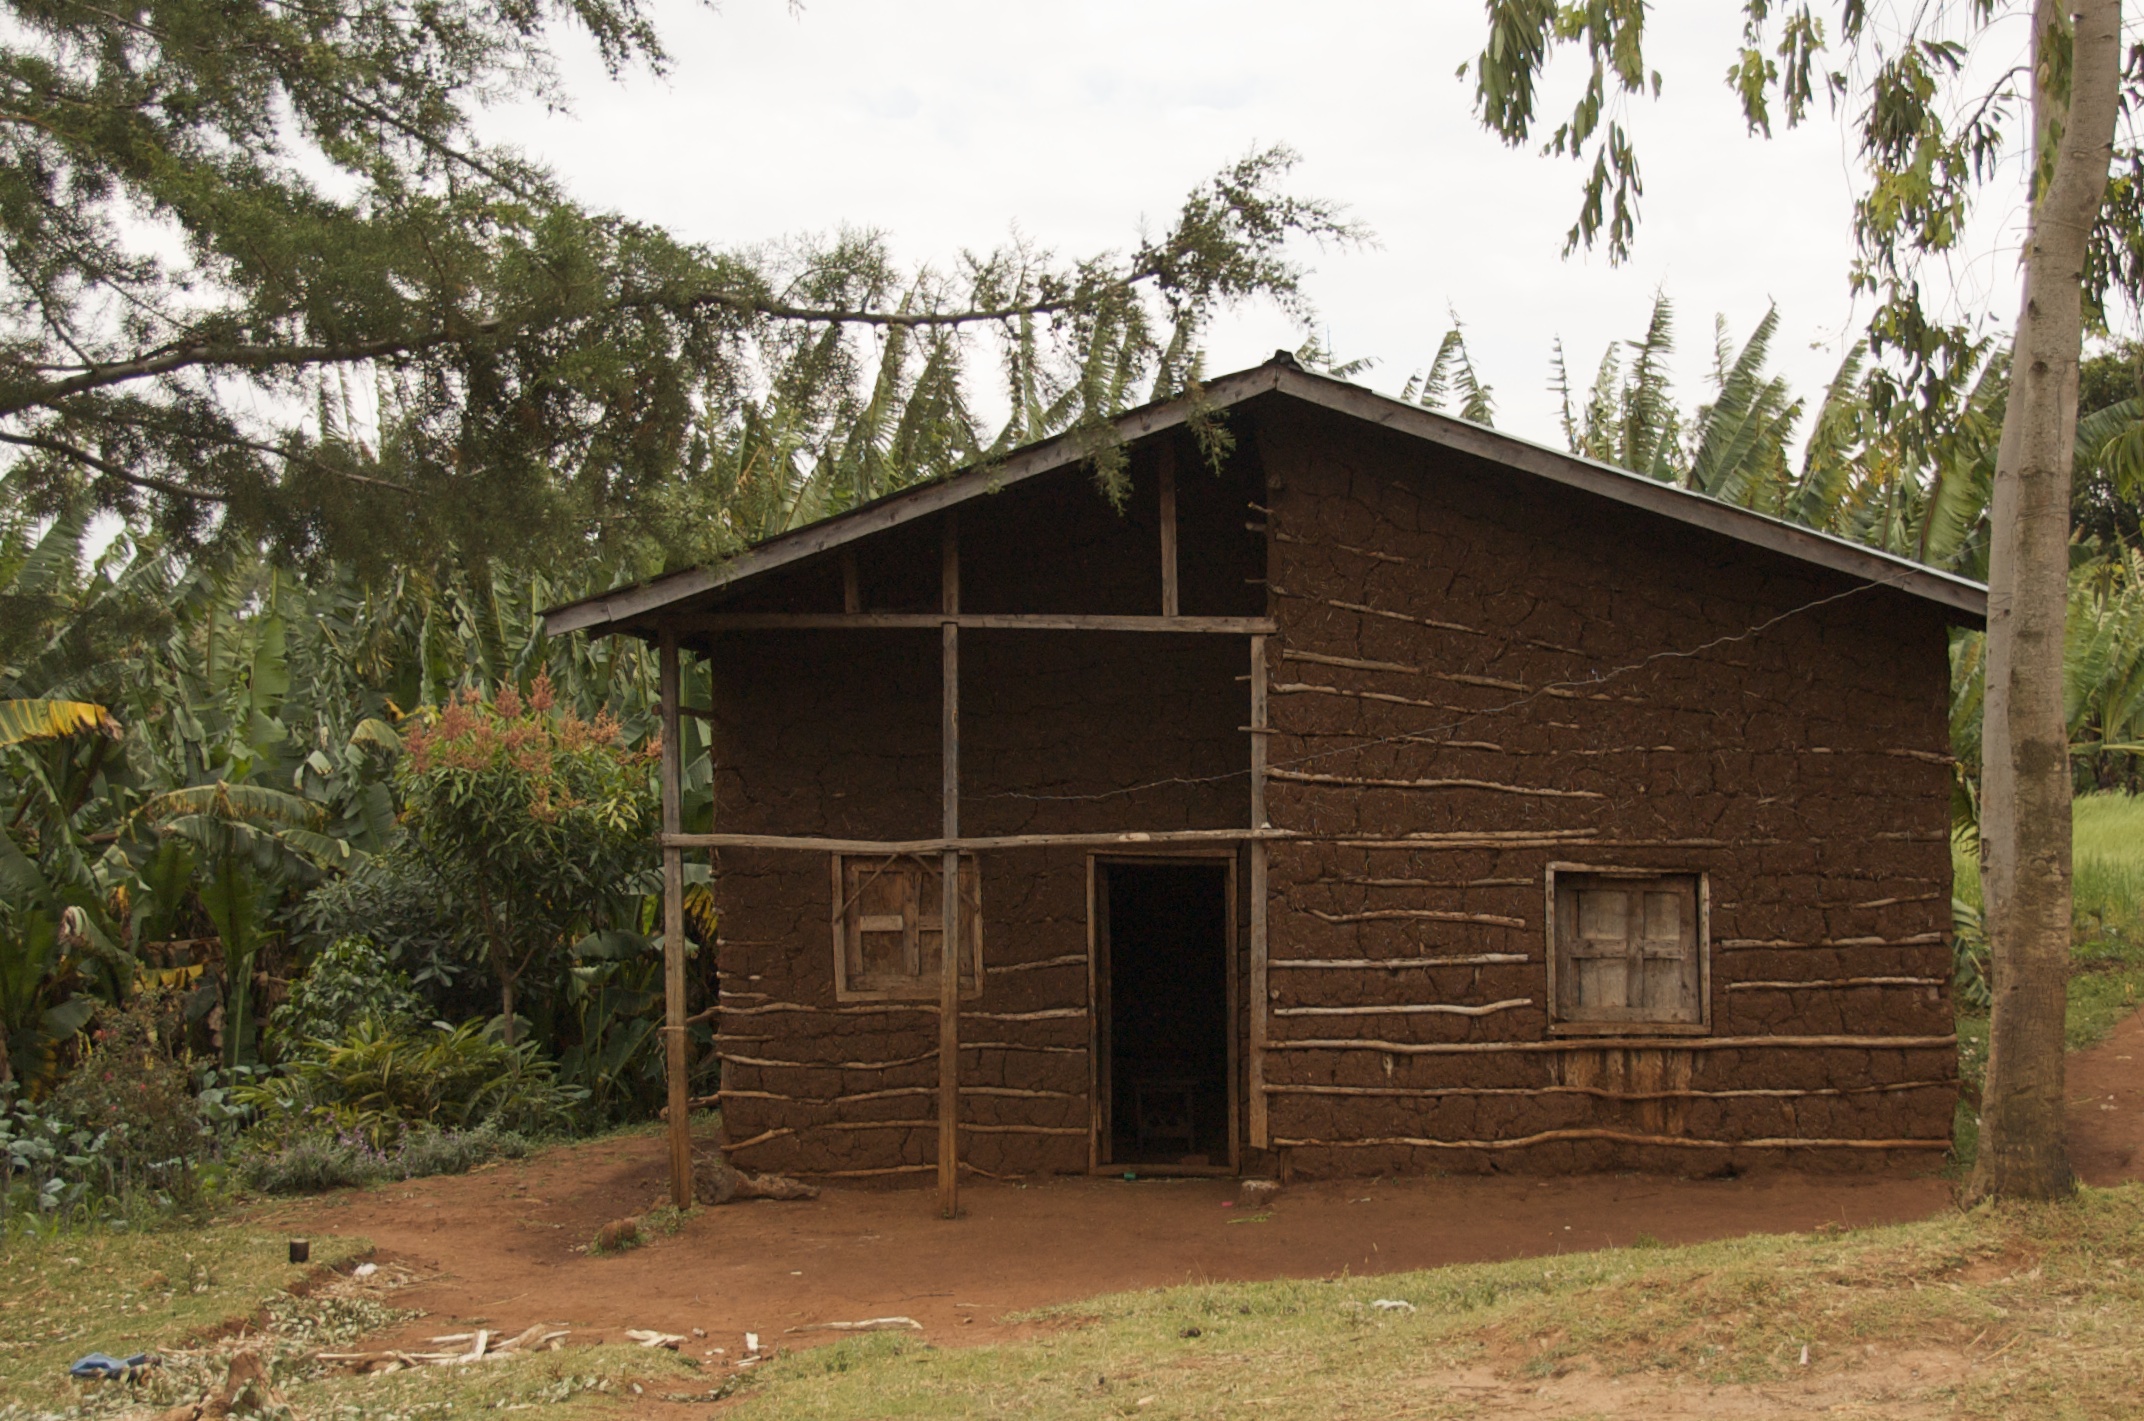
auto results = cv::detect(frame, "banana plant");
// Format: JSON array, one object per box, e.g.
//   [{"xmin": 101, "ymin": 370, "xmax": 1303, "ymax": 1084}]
[{"xmin": 139, "ymin": 782, "xmax": 338, "ymax": 1067}]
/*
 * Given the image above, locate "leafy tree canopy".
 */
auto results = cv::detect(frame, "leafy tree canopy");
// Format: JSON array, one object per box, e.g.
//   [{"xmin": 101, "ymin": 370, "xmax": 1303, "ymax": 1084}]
[{"xmin": 0, "ymin": 0, "xmax": 1351, "ymax": 574}]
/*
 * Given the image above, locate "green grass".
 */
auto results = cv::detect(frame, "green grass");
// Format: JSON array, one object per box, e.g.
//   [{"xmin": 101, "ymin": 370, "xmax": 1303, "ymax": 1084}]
[
  {"xmin": 1952, "ymin": 793, "xmax": 2144, "ymax": 1096},
  {"xmin": 0, "ymin": 1216, "xmax": 706, "ymax": 1421},
  {"xmin": 719, "ymin": 1187, "xmax": 2144, "ymax": 1420},
  {"xmin": 0, "ymin": 1219, "xmax": 371, "ymax": 1415}
]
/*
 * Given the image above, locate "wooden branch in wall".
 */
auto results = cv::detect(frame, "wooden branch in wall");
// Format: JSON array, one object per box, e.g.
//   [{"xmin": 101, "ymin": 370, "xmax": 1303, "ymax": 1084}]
[
  {"xmin": 1301, "ymin": 907, "xmax": 1528, "ymax": 928},
  {"xmin": 1272, "ymin": 998, "xmax": 1533, "ymax": 1018},
  {"xmin": 721, "ymin": 1050, "xmax": 938, "ymax": 1071},
  {"xmin": 723, "ymin": 1127, "xmax": 796, "ymax": 1152},
  {"xmin": 684, "ymin": 612, "xmax": 1277, "ymax": 634},
  {"xmin": 1281, "ymin": 648, "xmax": 1538, "ymax": 695},
  {"xmin": 1726, "ymin": 976, "xmax": 1947, "ymax": 990},
  {"xmin": 1273, "ymin": 1130, "xmax": 1953, "ymax": 1152},
  {"xmin": 664, "ymin": 827, "xmax": 1294, "ymax": 853},
  {"xmin": 818, "ymin": 1119, "xmax": 1088, "ymax": 1137},
  {"xmin": 1716, "ymin": 934, "xmax": 1949, "ymax": 949},
  {"xmin": 1270, "ymin": 768, "xmax": 1606, "ymax": 800},
  {"xmin": 1269, "ymin": 529, "xmax": 1408, "ymax": 563},
  {"xmin": 1270, "ymin": 587, "xmax": 1487, "ymax": 637},
  {"xmin": 963, "ymin": 1006, "xmax": 1087, "ymax": 1021},
  {"xmin": 1266, "ymin": 1033, "xmax": 1958, "ymax": 1055},
  {"xmin": 1265, "ymin": 1080, "xmax": 1955, "ymax": 1102},
  {"xmin": 963, "ymin": 1040, "xmax": 1087, "ymax": 1054},
  {"xmin": 1270, "ymin": 681, "xmax": 1469, "ymax": 714},
  {"xmin": 990, "ymin": 953, "xmax": 1088, "ymax": 974},
  {"xmin": 1271, "ymin": 954, "xmax": 1532, "ymax": 969}
]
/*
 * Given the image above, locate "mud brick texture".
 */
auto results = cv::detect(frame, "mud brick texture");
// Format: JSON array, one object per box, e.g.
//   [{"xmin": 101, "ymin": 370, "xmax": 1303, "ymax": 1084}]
[{"xmin": 678, "ymin": 394, "xmax": 1962, "ymax": 1180}]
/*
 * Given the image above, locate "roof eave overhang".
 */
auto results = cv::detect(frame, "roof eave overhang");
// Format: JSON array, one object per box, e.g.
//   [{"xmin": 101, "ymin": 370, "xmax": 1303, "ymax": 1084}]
[{"xmin": 542, "ymin": 363, "xmax": 1987, "ymax": 637}]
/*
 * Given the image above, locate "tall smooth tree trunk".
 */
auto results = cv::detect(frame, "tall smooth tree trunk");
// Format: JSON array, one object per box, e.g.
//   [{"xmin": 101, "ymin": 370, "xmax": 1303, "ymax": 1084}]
[{"xmin": 1969, "ymin": 0, "xmax": 2121, "ymax": 1203}]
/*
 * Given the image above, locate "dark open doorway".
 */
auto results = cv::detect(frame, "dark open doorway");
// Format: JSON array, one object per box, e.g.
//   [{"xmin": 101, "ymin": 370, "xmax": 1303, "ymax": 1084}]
[{"xmin": 1097, "ymin": 859, "xmax": 1233, "ymax": 1168}]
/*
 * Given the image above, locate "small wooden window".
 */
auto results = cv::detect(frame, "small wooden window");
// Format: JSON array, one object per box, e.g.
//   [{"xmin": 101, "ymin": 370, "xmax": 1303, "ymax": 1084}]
[
  {"xmin": 831, "ymin": 854, "xmax": 982, "ymax": 1001},
  {"xmin": 1546, "ymin": 867, "xmax": 1707, "ymax": 1033}
]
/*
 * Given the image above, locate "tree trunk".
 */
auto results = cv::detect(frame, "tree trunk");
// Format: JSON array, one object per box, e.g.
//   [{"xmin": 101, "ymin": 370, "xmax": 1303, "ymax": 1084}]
[
  {"xmin": 1968, "ymin": 0, "xmax": 2121, "ymax": 1203},
  {"xmin": 499, "ymin": 962, "xmax": 517, "ymax": 1048}
]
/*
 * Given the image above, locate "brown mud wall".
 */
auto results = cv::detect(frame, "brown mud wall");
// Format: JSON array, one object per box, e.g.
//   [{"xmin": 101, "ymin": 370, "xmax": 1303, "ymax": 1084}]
[
  {"xmin": 1253, "ymin": 403, "xmax": 1959, "ymax": 1176},
  {"xmin": 700, "ymin": 446, "xmax": 1260, "ymax": 1179}
]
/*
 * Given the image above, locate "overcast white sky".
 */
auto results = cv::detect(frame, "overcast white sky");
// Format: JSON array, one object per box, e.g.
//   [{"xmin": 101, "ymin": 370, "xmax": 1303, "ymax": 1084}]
[{"xmin": 489, "ymin": 1, "xmax": 2043, "ymax": 451}]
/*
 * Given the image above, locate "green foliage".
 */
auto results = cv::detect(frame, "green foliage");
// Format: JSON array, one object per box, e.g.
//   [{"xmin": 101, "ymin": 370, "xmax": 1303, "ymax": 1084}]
[
  {"xmin": 269, "ymin": 938, "xmax": 426, "ymax": 1055},
  {"xmin": 238, "ymin": 1122, "xmax": 533, "ymax": 1195},
  {"xmin": 46, "ymin": 989, "xmax": 203, "ymax": 1197},
  {"xmin": 398, "ymin": 677, "xmax": 657, "ymax": 1044},
  {"xmin": 0, "ymin": 0, "xmax": 1347, "ymax": 571},
  {"xmin": 239, "ymin": 1017, "xmax": 583, "ymax": 1149}
]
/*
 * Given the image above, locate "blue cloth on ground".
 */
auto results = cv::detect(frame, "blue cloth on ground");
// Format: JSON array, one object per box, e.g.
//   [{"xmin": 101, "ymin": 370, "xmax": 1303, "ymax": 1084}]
[{"xmin": 69, "ymin": 1353, "xmax": 150, "ymax": 1379}]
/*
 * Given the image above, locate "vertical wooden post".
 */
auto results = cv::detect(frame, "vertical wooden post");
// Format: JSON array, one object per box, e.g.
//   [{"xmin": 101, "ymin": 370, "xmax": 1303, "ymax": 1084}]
[
  {"xmin": 1247, "ymin": 633, "xmax": 1270, "ymax": 1151},
  {"xmin": 842, "ymin": 550, "xmax": 861, "ymax": 614},
  {"xmin": 659, "ymin": 630, "xmax": 693, "ymax": 1207},
  {"xmin": 1158, "ymin": 443, "xmax": 1179, "ymax": 618},
  {"xmin": 938, "ymin": 515, "xmax": 961, "ymax": 1218}
]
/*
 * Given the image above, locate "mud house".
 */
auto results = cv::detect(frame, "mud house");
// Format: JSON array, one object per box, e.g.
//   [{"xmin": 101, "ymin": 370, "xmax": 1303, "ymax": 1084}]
[{"xmin": 545, "ymin": 354, "xmax": 1983, "ymax": 1207}]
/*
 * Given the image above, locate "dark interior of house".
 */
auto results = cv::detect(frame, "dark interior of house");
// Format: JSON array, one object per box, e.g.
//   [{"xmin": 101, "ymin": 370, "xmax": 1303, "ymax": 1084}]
[{"xmin": 1105, "ymin": 861, "xmax": 1231, "ymax": 1166}]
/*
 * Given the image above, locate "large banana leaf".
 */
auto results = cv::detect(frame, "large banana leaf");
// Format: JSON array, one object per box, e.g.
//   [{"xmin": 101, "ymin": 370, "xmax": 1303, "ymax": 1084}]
[{"xmin": 0, "ymin": 699, "xmax": 119, "ymax": 744}]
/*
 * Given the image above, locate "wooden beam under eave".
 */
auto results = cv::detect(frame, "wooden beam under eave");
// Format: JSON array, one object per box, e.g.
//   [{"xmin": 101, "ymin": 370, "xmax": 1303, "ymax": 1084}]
[
  {"xmin": 661, "ymin": 827, "xmax": 1295, "ymax": 854},
  {"xmin": 677, "ymin": 613, "xmax": 1277, "ymax": 634}
]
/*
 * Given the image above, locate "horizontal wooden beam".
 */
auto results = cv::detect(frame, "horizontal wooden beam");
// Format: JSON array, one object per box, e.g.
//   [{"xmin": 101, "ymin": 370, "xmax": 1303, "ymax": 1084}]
[
  {"xmin": 679, "ymin": 613, "xmax": 1277, "ymax": 634},
  {"xmin": 663, "ymin": 827, "xmax": 1293, "ymax": 854}
]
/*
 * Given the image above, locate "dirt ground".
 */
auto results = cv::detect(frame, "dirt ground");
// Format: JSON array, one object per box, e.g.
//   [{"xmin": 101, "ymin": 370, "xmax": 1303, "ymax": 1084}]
[
  {"xmin": 254, "ymin": 1020, "xmax": 2144, "ymax": 1415},
  {"xmin": 2066, "ymin": 1003, "xmax": 2144, "ymax": 1184}
]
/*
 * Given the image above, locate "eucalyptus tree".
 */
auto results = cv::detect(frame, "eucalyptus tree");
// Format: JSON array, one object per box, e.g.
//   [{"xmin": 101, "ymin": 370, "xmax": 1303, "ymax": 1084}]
[
  {"xmin": 1473, "ymin": 0, "xmax": 2124, "ymax": 1201},
  {"xmin": 0, "ymin": 0, "xmax": 1349, "ymax": 575}
]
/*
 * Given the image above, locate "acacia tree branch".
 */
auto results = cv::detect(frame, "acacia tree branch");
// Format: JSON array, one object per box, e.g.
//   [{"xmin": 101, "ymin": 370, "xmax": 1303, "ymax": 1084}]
[
  {"xmin": 0, "ymin": 429, "xmax": 230, "ymax": 501},
  {"xmin": 2, "ymin": 266, "xmax": 1168, "ymax": 416}
]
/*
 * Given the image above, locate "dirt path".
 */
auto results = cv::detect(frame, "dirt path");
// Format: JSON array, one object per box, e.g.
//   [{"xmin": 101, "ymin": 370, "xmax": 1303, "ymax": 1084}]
[
  {"xmin": 2066, "ymin": 1003, "xmax": 2144, "ymax": 1184},
  {"xmin": 247, "ymin": 1027, "xmax": 2144, "ymax": 1416},
  {"xmin": 265, "ymin": 1148, "xmax": 1953, "ymax": 1360}
]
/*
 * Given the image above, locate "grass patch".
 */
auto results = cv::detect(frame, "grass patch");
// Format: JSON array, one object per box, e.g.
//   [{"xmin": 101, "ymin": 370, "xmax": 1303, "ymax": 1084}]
[
  {"xmin": 1952, "ymin": 791, "xmax": 2144, "ymax": 1100},
  {"xmin": 0, "ymin": 1220, "xmax": 370, "ymax": 1414},
  {"xmin": 297, "ymin": 1342, "xmax": 708, "ymax": 1421},
  {"xmin": 721, "ymin": 1186, "xmax": 2144, "ymax": 1420}
]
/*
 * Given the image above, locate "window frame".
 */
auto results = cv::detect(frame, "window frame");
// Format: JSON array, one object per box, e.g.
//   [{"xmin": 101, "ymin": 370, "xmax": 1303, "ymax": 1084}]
[
  {"xmin": 829, "ymin": 852, "xmax": 984, "ymax": 1002},
  {"xmin": 1542, "ymin": 863, "xmax": 1710, "ymax": 1037}
]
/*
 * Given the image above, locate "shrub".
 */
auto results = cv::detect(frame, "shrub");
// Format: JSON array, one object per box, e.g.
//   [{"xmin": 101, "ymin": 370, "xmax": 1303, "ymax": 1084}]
[
  {"xmin": 48, "ymin": 989, "xmax": 204, "ymax": 1197},
  {"xmin": 239, "ymin": 1017, "xmax": 584, "ymax": 1148},
  {"xmin": 290, "ymin": 845, "xmax": 487, "ymax": 1014},
  {"xmin": 397, "ymin": 676, "xmax": 657, "ymax": 1046},
  {"xmin": 269, "ymin": 937, "xmax": 427, "ymax": 1053},
  {"xmin": 238, "ymin": 1123, "xmax": 533, "ymax": 1194}
]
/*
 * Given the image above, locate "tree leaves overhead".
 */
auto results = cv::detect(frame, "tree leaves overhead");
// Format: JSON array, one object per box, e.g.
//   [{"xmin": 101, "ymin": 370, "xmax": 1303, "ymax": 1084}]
[{"xmin": 0, "ymin": 0, "xmax": 1352, "ymax": 574}]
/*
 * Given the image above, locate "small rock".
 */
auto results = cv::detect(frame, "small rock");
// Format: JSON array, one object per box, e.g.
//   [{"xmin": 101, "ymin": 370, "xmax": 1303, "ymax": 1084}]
[
  {"xmin": 1179, "ymin": 1326, "xmax": 1202, "ymax": 1338},
  {"xmin": 1240, "ymin": 1178, "xmax": 1282, "ymax": 1202},
  {"xmin": 595, "ymin": 1217, "xmax": 641, "ymax": 1252}
]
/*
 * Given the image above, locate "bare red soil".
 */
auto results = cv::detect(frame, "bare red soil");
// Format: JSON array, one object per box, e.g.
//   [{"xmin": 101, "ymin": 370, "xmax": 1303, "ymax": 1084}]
[
  {"xmin": 2067, "ymin": 1004, "xmax": 2144, "ymax": 1185},
  {"xmin": 256, "ymin": 1021, "xmax": 2144, "ymax": 1365}
]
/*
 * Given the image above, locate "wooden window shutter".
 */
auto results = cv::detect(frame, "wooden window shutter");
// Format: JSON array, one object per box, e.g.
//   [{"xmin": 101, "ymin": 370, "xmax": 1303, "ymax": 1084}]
[
  {"xmin": 1550, "ymin": 870, "xmax": 1703, "ymax": 1029},
  {"xmin": 833, "ymin": 855, "xmax": 982, "ymax": 1001}
]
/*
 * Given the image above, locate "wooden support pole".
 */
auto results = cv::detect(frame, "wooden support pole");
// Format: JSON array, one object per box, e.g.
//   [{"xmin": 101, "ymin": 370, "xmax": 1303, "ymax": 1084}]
[
  {"xmin": 658, "ymin": 631, "xmax": 693, "ymax": 1208},
  {"xmin": 1159, "ymin": 442, "xmax": 1179, "ymax": 617},
  {"xmin": 841, "ymin": 550, "xmax": 861, "ymax": 613},
  {"xmin": 939, "ymin": 514, "xmax": 961, "ymax": 1219},
  {"xmin": 1248, "ymin": 633, "xmax": 1270, "ymax": 1151}
]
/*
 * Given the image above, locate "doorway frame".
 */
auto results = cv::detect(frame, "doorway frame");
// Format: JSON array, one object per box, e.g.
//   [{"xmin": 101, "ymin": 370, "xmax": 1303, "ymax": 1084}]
[{"xmin": 1086, "ymin": 850, "xmax": 1240, "ymax": 1175}]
